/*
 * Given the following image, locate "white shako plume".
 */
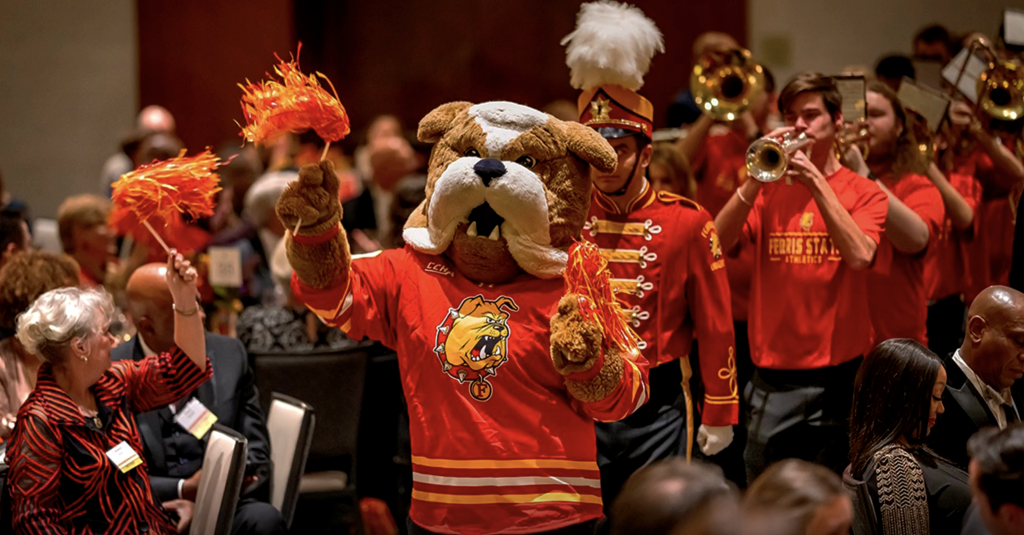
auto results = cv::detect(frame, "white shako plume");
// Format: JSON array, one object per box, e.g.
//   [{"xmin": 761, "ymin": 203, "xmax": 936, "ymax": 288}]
[{"xmin": 561, "ymin": 0, "xmax": 665, "ymax": 91}]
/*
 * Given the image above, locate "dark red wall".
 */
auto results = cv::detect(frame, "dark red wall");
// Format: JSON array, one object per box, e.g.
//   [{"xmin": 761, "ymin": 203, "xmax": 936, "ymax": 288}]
[
  {"xmin": 137, "ymin": 1, "xmax": 295, "ymax": 151},
  {"xmin": 139, "ymin": 0, "xmax": 746, "ymax": 148}
]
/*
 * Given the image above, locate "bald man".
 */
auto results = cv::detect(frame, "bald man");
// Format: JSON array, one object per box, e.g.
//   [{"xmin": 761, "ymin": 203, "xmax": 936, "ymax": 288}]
[
  {"xmin": 112, "ymin": 264, "xmax": 285, "ymax": 535},
  {"xmin": 927, "ymin": 285, "xmax": 1024, "ymax": 469}
]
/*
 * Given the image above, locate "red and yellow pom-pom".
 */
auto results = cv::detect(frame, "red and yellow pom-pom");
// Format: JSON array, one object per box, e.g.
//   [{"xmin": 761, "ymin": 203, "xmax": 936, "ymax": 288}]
[
  {"xmin": 110, "ymin": 149, "xmax": 224, "ymax": 240},
  {"xmin": 238, "ymin": 44, "xmax": 351, "ymax": 145},
  {"xmin": 563, "ymin": 240, "xmax": 642, "ymax": 357}
]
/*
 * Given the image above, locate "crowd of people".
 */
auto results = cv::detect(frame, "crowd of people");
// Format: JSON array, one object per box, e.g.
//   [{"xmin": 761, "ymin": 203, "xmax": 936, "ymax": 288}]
[{"xmin": 0, "ymin": 6, "xmax": 1021, "ymax": 535}]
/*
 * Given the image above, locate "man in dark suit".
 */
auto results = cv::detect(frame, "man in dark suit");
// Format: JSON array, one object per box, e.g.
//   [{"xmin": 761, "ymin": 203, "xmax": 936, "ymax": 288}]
[
  {"xmin": 114, "ymin": 263, "xmax": 286, "ymax": 535},
  {"xmin": 929, "ymin": 286, "xmax": 1024, "ymax": 470}
]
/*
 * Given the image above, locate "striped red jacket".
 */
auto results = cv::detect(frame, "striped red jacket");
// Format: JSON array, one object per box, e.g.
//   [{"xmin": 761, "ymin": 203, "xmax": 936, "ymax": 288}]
[
  {"xmin": 293, "ymin": 245, "xmax": 650, "ymax": 535},
  {"xmin": 6, "ymin": 347, "xmax": 211, "ymax": 535}
]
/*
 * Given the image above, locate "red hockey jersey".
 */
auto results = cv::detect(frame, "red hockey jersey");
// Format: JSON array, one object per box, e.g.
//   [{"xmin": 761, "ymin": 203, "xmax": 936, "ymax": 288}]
[
  {"xmin": 292, "ymin": 245, "xmax": 649, "ymax": 535},
  {"xmin": 584, "ymin": 183, "xmax": 739, "ymax": 426}
]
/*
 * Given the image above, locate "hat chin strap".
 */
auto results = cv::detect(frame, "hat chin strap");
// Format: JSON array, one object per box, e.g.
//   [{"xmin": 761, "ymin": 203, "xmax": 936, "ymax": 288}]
[{"xmin": 596, "ymin": 156, "xmax": 642, "ymax": 197}]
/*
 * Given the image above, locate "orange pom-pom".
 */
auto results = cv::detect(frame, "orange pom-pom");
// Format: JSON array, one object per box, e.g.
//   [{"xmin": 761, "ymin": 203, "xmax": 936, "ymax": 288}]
[
  {"xmin": 110, "ymin": 149, "xmax": 225, "ymax": 242},
  {"xmin": 563, "ymin": 240, "xmax": 642, "ymax": 358},
  {"xmin": 238, "ymin": 44, "xmax": 351, "ymax": 145}
]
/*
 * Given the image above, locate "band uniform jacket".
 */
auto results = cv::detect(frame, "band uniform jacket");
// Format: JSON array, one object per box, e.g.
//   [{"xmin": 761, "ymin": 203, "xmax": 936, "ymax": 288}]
[
  {"xmin": 111, "ymin": 332, "xmax": 272, "ymax": 502},
  {"xmin": 584, "ymin": 184, "xmax": 739, "ymax": 427}
]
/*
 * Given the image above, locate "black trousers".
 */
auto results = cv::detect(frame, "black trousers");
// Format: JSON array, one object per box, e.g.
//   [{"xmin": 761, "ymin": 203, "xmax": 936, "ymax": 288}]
[
  {"xmin": 231, "ymin": 496, "xmax": 287, "ymax": 535},
  {"xmin": 407, "ymin": 517, "xmax": 598, "ymax": 535},
  {"xmin": 743, "ymin": 357, "xmax": 861, "ymax": 484},
  {"xmin": 595, "ymin": 361, "xmax": 688, "ymax": 513},
  {"xmin": 927, "ymin": 294, "xmax": 966, "ymax": 359}
]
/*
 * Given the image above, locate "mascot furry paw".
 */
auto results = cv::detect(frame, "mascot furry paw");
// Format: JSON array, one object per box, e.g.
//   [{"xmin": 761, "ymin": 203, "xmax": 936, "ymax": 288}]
[{"xmin": 278, "ymin": 101, "xmax": 649, "ymax": 534}]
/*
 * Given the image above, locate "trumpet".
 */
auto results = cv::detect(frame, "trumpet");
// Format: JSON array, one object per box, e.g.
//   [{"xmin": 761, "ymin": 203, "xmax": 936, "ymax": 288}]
[
  {"xmin": 691, "ymin": 48, "xmax": 766, "ymax": 121},
  {"xmin": 745, "ymin": 132, "xmax": 813, "ymax": 183}
]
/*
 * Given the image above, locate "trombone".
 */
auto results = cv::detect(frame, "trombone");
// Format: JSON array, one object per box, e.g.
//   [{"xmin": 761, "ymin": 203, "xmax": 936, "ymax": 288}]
[
  {"xmin": 949, "ymin": 35, "xmax": 1024, "ymax": 121},
  {"xmin": 691, "ymin": 48, "xmax": 766, "ymax": 121},
  {"xmin": 745, "ymin": 132, "xmax": 813, "ymax": 183}
]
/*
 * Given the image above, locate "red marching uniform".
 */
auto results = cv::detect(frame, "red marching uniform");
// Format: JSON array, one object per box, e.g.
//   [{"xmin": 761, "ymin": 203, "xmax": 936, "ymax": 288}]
[
  {"xmin": 584, "ymin": 184, "xmax": 740, "ymax": 432},
  {"xmin": 293, "ymin": 245, "xmax": 649, "ymax": 535}
]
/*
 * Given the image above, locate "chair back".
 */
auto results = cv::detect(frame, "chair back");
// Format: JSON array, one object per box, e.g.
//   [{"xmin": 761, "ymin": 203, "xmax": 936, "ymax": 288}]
[
  {"xmin": 266, "ymin": 393, "xmax": 316, "ymax": 528},
  {"xmin": 843, "ymin": 464, "xmax": 880, "ymax": 535},
  {"xmin": 191, "ymin": 425, "xmax": 247, "ymax": 535}
]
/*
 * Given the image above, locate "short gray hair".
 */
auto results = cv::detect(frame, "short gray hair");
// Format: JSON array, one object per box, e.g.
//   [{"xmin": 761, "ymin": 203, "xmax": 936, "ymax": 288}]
[{"xmin": 16, "ymin": 288, "xmax": 115, "ymax": 364}]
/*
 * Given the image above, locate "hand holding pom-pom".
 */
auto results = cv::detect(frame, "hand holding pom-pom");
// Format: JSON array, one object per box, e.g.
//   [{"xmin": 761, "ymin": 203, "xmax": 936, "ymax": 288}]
[
  {"xmin": 275, "ymin": 160, "xmax": 342, "ymax": 235},
  {"xmin": 550, "ymin": 294, "xmax": 604, "ymax": 375}
]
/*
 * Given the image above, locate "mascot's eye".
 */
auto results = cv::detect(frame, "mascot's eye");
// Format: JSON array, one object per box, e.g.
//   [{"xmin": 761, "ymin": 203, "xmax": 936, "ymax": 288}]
[
  {"xmin": 515, "ymin": 155, "xmax": 536, "ymax": 169},
  {"xmin": 464, "ymin": 147, "xmax": 480, "ymax": 157}
]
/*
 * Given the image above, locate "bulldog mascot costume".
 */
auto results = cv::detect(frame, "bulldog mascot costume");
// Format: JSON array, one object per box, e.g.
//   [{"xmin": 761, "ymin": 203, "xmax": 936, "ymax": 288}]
[{"xmin": 277, "ymin": 96, "xmax": 649, "ymax": 535}]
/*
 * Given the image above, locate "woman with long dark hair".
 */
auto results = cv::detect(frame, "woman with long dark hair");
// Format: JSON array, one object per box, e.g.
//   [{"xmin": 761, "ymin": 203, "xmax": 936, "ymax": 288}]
[{"xmin": 846, "ymin": 338, "xmax": 972, "ymax": 535}]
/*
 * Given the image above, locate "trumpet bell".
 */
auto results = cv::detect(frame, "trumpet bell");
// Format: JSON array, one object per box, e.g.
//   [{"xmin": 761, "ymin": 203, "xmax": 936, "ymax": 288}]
[
  {"xmin": 977, "ymin": 60, "xmax": 1024, "ymax": 121},
  {"xmin": 691, "ymin": 48, "xmax": 766, "ymax": 121},
  {"xmin": 746, "ymin": 138, "xmax": 788, "ymax": 183}
]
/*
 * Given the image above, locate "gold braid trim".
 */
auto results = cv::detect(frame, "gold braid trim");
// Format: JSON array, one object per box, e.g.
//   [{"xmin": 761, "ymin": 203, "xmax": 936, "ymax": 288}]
[{"xmin": 874, "ymin": 444, "xmax": 930, "ymax": 535}]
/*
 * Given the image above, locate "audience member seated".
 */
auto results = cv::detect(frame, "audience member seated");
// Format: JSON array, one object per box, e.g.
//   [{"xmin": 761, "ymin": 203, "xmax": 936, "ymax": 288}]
[
  {"xmin": 608, "ymin": 458, "xmax": 739, "ymax": 535},
  {"xmin": 57, "ymin": 194, "xmax": 116, "ymax": 289},
  {"xmin": 961, "ymin": 424, "xmax": 1024, "ymax": 535},
  {"xmin": 6, "ymin": 254, "xmax": 210, "ymax": 534},
  {"xmin": 929, "ymin": 286, "xmax": 1024, "ymax": 469},
  {"xmin": 743, "ymin": 459, "xmax": 852, "ymax": 535},
  {"xmin": 0, "ymin": 209, "xmax": 31, "ymax": 269},
  {"xmin": 648, "ymin": 142, "xmax": 694, "ymax": 198},
  {"xmin": 114, "ymin": 262, "xmax": 286, "ymax": 535},
  {"xmin": 0, "ymin": 164, "xmax": 32, "ymax": 225},
  {"xmin": 0, "ymin": 251, "xmax": 80, "ymax": 439},
  {"xmin": 847, "ymin": 338, "xmax": 972, "ymax": 535},
  {"xmin": 236, "ymin": 240, "xmax": 353, "ymax": 354}
]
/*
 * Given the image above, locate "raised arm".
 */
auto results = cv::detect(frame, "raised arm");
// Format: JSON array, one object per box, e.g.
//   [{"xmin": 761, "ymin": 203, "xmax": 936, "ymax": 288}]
[
  {"xmin": 926, "ymin": 163, "xmax": 974, "ymax": 230},
  {"xmin": 166, "ymin": 252, "xmax": 206, "ymax": 370},
  {"xmin": 715, "ymin": 179, "xmax": 762, "ymax": 250},
  {"xmin": 677, "ymin": 114, "xmax": 715, "ymax": 164},
  {"xmin": 788, "ymin": 152, "xmax": 879, "ymax": 269},
  {"xmin": 874, "ymin": 180, "xmax": 930, "ymax": 255}
]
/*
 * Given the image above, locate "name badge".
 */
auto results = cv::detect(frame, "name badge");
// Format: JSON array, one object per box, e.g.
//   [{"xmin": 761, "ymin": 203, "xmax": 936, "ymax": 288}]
[
  {"xmin": 174, "ymin": 399, "xmax": 219, "ymax": 439},
  {"xmin": 106, "ymin": 441, "xmax": 143, "ymax": 473}
]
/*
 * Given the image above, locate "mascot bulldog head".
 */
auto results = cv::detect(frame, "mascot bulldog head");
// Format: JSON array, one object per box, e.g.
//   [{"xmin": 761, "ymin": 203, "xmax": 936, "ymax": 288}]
[{"xmin": 403, "ymin": 101, "xmax": 616, "ymax": 284}]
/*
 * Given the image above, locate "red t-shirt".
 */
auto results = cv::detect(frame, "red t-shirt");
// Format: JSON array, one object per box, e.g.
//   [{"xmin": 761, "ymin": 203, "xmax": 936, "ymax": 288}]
[
  {"xmin": 743, "ymin": 166, "xmax": 888, "ymax": 370},
  {"xmin": 866, "ymin": 173, "xmax": 945, "ymax": 344},
  {"xmin": 923, "ymin": 172, "xmax": 982, "ymax": 300},
  {"xmin": 693, "ymin": 128, "xmax": 749, "ymax": 218},
  {"xmin": 965, "ymin": 146, "xmax": 1018, "ymax": 301},
  {"xmin": 693, "ymin": 129, "xmax": 753, "ymax": 321}
]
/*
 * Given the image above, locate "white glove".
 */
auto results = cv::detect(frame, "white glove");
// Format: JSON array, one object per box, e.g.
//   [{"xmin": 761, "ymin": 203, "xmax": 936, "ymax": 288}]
[{"xmin": 697, "ymin": 425, "xmax": 734, "ymax": 456}]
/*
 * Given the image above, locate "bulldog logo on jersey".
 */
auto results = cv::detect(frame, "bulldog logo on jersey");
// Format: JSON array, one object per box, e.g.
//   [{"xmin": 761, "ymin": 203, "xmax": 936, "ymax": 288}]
[
  {"xmin": 434, "ymin": 295, "xmax": 519, "ymax": 401},
  {"xmin": 799, "ymin": 212, "xmax": 814, "ymax": 232}
]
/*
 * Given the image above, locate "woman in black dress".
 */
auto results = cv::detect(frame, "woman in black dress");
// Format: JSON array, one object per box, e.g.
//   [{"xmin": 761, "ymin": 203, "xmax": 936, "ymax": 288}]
[{"xmin": 846, "ymin": 338, "xmax": 972, "ymax": 535}]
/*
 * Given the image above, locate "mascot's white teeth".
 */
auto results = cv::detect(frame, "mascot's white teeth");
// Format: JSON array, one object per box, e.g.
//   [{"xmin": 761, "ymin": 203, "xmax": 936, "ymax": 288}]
[
  {"xmin": 488, "ymin": 226, "xmax": 500, "ymax": 241},
  {"xmin": 467, "ymin": 221, "xmax": 478, "ymax": 237}
]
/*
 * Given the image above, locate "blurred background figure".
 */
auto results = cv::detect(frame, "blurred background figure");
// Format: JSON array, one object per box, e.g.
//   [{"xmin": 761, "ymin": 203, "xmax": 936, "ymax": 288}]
[
  {"xmin": 963, "ymin": 424, "xmax": 1024, "ymax": 535},
  {"xmin": 743, "ymin": 459, "xmax": 852, "ymax": 535},
  {"xmin": 0, "ymin": 251, "xmax": 80, "ymax": 439},
  {"xmin": 648, "ymin": 142, "xmax": 695, "ymax": 198},
  {"xmin": 608, "ymin": 459, "xmax": 739, "ymax": 535},
  {"xmin": 874, "ymin": 55, "xmax": 916, "ymax": 92},
  {"xmin": 913, "ymin": 24, "xmax": 955, "ymax": 64},
  {"xmin": 57, "ymin": 194, "xmax": 115, "ymax": 289},
  {"xmin": 100, "ymin": 105, "xmax": 176, "ymax": 197},
  {"xmin": 667, "ymin": 32, "xmax": 741, "ymax": 128},
  {"xmin": 0, "ymin": 209, "xmax": 32, "ymax": 270}
]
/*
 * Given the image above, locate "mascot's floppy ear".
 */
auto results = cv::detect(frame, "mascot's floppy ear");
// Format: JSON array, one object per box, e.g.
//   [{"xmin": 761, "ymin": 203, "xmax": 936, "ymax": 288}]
[
  {"xmin": 561, "ymin": 121, "xmax": 617, "ymax": 174},
  {"xmin": 418, "ymin": 101, "xmax": 474, "ymax": 143}
]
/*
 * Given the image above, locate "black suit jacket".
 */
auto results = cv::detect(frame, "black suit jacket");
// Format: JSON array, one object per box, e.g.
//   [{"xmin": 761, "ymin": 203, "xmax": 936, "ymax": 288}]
[
  {"xmin": 111, "ymin": 333, "xmax": 272, "ymax": 502},
  {"xmin": 928, "ymin": 354, "xmax": 1024, "ymax": 469}
]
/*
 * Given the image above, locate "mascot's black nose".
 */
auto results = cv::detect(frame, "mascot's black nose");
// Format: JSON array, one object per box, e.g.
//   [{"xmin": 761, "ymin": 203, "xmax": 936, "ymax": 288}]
[{"xmin": 473, "ymin": 159, "xmax": 506, "ymax": 187}]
